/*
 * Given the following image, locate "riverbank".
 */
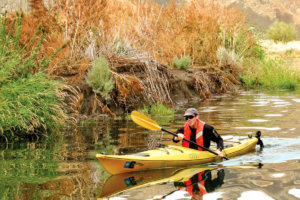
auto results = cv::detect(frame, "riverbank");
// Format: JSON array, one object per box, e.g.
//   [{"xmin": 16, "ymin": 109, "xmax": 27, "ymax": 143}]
[{"xmin": 1, "ymin": 0, "xmax": 300, "ymax": 140}]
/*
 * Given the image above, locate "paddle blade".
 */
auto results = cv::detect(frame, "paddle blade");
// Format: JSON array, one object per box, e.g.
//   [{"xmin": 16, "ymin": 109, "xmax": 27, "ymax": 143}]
[{"xmin": 131, "ymin": 111, "xmax": 161, "ymax": 131}]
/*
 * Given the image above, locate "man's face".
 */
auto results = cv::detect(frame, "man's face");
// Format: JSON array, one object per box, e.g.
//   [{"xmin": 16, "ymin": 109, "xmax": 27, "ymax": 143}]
[{"xmin": 186, "ymin": 115, "xmax": 198, "ymax": 128}]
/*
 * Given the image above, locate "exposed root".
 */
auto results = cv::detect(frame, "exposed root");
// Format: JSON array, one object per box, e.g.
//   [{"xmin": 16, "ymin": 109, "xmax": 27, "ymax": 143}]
[
  {"xmin": 93, "ymin": 94, "xmax": 115, "ymax": 116},
  {"xmin": 193, "ymin": 66, "xmax": 238, "ymax": 99},
  {"xmin": 109, "ymin": 54, "xmax": 173, "ymax": 105}
]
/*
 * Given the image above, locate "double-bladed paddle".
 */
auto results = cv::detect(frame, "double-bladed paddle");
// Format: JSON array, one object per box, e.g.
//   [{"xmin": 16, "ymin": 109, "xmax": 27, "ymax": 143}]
[{"xmin": 131, "ymin": 110, "xmax": 229, "ymax": 160}]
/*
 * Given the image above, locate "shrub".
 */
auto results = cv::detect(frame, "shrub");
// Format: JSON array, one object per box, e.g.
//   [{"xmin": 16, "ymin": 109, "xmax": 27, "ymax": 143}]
[
  {"xmin": 240, "ymin": 56, "xmax": 299, "ymax": 90},
  {"xmin": 0, "ymin": 14, "xmax": 66, "ymax": 138},
  {"xmin": 86, "ymin": 57, "xmax": 114, "ymax": 101},
  {"xmin": 266, "ymin": 21, "xmax": 297, "ymax": 43},
  {"xmin": 172, "ymin": 56, "xmax": 192, "ymax": 70},
  {"xmin": 252, "ymin": 44, "xmax": 265, "ymax": 60},
  {"xmin": 216, "ymin": 46, "xmax": 242, "ymax": 67}
]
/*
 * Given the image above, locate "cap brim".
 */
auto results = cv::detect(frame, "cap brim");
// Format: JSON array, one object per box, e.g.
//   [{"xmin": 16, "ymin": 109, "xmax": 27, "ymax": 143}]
[{"xmin": 183, "ymin": 112, "xmax": 194, "ymax": 117}]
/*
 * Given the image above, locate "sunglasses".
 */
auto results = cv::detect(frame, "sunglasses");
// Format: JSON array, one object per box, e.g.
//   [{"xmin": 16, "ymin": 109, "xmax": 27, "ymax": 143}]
[{"xmin": 185, "ymin": 116, "xmax": 195, "ymax": 120}]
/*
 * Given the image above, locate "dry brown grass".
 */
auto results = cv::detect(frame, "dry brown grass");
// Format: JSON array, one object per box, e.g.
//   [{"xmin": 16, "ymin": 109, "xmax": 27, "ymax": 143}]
[
  {"xmin": 193, "ymin": 66, "xmax": 238, "ymax": 99},
  {"xmin": 7, "ymin": 0, "xmax": 257, "ymax": 116}
]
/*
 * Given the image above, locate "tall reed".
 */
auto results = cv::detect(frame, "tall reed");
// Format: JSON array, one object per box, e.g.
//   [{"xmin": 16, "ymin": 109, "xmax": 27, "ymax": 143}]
[{"xmin": 0, "ymin": 14, "xmax": 66, "ymax": 139}]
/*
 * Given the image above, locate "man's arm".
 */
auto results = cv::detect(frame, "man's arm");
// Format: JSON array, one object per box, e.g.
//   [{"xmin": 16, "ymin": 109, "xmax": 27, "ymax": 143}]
[
  {"xmin": 203, "ymin": 124, "xmax": 224, "ymax": 158},
  {"xmin": 202, "ymin": 169, "xmax": 225, "ymax": 193},
  {"xmin": 204, "ymin": 124, "xmax": 224, "ymax": 150}
]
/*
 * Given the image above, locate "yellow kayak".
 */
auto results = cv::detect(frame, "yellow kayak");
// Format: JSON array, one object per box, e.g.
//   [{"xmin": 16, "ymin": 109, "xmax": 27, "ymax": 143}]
[{"xmin": 96, "ymin": 135, "xmax": 260, "ymax": 175}]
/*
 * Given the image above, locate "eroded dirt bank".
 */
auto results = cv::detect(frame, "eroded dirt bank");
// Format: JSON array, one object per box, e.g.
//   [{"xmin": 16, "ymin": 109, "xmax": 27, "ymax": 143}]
[{"xmin": 69, "ymin": 57, "xmax": 240, "ymax": 120}]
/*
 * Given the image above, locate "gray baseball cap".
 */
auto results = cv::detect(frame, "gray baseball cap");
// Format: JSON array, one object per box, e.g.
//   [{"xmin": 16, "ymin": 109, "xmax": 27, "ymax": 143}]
[{"xmin": 183, "ymin": 108, "xmax": 199, "ymax": 117}]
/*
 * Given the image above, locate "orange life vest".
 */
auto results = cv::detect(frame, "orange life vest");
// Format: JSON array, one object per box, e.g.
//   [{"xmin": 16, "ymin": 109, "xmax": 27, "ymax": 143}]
[
  {"xmin": 182, "ymin": 119, "xmax": 205, "ymax": 151},
  {"xmin": 185, "ymin": 172, "xmax": 207, "ymax": 196}
]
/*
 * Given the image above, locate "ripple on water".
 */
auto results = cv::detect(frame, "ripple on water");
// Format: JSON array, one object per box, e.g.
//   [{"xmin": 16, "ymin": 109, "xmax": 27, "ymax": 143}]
[
  {"xmin": 154, "ymin": 190, "xmax": 187, "ymax": 200},
  {"xmin": 264, "ymin": 114, "xmax": 283, "ymax": 117},
  {"xmin": 272, "ymin": 101, "xmax": 290, "ymax": 105},
  {"xmin": 200, "ymin": 109, "xmax": 216, "ymax": 113},
  {"xmin": 248, "ymin": 119, "xmax": 269, "ymax": 122},
  {"xmin": 237, "ymin": 191, "xmax": 274, "ymax": 200},
  {"xmin": 272, "ymin": 173, "xmax": 285, "ymax": 178},
  {"xmin": 251, "ymin": 101, "xmax": 269, "ymax": 107},
  {"xmin": 288, "ymin": 188, "xmax": 300, "ymax": 198},
  {"xmin": 234, "ymin": 127, "xmax": 281, "ymax": 131},
  {"xmin": 272, "ymin": 105, "xmax": 289, "ymax": 108},
  {"xmin": 204, "ymin": 192, "xmax": 224, "ymax": 200},
  {"xmin": 292, "ymin": 99, "xmax": 300, "ymax": 103},
  {"xmin": 251, "ymin": 180, "xmax": 273, "ymax": 187}
]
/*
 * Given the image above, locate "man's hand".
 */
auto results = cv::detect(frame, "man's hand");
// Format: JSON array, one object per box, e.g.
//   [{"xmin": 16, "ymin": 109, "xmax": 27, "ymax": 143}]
[
  {"xmin": 215, "ymin": 149, "xmax": 224, "ymax": 158},
  {"xmin": 174, "ymin": 133, "xmax": 184, "ymax": 141}
]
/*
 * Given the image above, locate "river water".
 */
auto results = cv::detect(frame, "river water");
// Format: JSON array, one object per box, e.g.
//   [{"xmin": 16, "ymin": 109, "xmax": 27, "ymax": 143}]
[{"xmin": 1, "ymin": 90, "xmax": 300, "ymax": 200}]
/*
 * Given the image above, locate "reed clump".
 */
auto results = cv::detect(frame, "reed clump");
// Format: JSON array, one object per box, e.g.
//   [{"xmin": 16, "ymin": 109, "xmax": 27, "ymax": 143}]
[
  {"xmin": 0, "ymin": 14, "xmax": 66, "ymax": 139},
  {"xmin": 10, "ymin": 0, "xmax": 264, "ymax": 117}
]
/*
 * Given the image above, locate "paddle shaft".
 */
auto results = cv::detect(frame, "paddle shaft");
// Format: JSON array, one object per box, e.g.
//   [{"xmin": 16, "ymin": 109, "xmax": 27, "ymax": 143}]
[{"xmin": 161, "ymin": 128, "xmax": 229, "ymax": 160}]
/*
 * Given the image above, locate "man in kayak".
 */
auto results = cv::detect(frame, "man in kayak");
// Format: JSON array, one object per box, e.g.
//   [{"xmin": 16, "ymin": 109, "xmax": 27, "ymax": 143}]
[{"xmin": 173, "ymin": 108, "xmax": 224, "ymax": 158}]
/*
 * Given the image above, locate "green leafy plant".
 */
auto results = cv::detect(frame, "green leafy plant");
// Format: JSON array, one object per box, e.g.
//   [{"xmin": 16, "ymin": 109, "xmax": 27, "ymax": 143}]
[
  {"xmin": 240, "ymin": 56, "xmax": 299, "ymax": 90},
  {"xmin": 0, "ymin": 13, "xmax": 66, "ymax": 139},
  {"xmin": 86, "ymin": 57, "xmax": 114, "ymax": 101},
  {"xmin": 266, "ymin": 21, "xmax": 297, "ymax": 43},
  {"xmin": 252, "ymin": 44, "xmax": 265, "ymax": 60},
  {"xmin": 172, "ymin": 56, "xmax": 192, "ymax": 70}
]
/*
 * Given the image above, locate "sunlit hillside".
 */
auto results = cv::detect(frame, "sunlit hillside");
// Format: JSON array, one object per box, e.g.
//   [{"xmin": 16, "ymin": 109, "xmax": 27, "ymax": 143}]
[{"xmin": 214, "ymin": 0, "xmax": 300, "ymax": 39}]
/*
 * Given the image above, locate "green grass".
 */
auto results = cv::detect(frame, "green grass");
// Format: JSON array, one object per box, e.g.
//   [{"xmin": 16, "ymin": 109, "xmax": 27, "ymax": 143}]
[
  {"xmin": 240, "ymin": 56, "xmax": 299, "ymax": 90},
  {"xmin": 137, "ymin": 103, "xmax": 175, "ymax": 125},
  {"xmin": 172, "ymin": 56, "xmax": 192, "ymax": 70},
  {"xmin": 0, "ymin": 13, "xmax": 66, "ymax": 139},
  {"xmin": 140, "ymin": 103, "xmax": 174, "ymax": 116},
  {"xmin": 0, "ymin": 73, "xmax": 64, "ymax": 136}
]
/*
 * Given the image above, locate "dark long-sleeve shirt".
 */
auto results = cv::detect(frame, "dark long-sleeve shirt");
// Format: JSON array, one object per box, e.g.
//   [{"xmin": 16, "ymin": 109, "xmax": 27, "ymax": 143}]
[{"xmin": 173, "ymin": 124, "xmax": 224, "ymax": 151}]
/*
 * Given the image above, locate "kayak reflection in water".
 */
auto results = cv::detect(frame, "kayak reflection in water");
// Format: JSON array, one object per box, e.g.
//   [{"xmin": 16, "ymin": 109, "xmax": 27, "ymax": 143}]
[{"xmin": 173, "ymin": 168, "xmax": 225, "ymax": 200}]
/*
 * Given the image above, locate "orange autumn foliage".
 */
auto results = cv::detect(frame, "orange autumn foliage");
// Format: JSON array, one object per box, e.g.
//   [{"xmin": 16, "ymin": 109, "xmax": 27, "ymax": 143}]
[
  {"xmin": 5, "ymin": 0, "xmax": 258, "ymax": 115},
  {"xmin": 16, "ymin": 0, "xmax": 255, "ymax": 78}
]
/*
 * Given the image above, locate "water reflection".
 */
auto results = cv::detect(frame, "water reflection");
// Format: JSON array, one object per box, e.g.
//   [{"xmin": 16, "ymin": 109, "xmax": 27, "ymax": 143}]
[
  {"xmin": 0, "ymin": 137, "xmax": 62, "ymax": 199},
  {"xmin": 1, "ymin": 90, "xmax": 300, "ymax": 199},
  {"xmin": 99, "ymin": 166, "xmax": 224, "ymax": 200},
  {"xmin": 173, "ymin": 168, "xmax": 224, "ymax": 200},
  {"xmin": 0, "ymin": 126, "xmax": 112, "ymax": 199}
]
